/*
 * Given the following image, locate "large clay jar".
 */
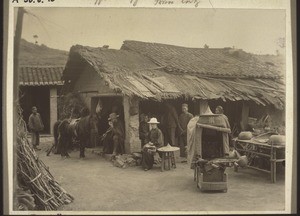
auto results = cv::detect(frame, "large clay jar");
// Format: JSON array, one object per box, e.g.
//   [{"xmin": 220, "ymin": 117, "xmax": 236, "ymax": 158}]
[
  {"xmin": 238, "ymin": 131, "xmax": 253, "ymax": 140},
  {"xmin": 268, "ymin": 135, "xmax": 285, "ymax": 146}
]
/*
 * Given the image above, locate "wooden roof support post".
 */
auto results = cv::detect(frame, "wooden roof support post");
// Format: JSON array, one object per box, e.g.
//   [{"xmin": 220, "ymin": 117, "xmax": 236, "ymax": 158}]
[
  {"xmin": 123, "ymin": 96, "xmax": 131, "ymax": 154},
  {"xmin": 50, "ymin": 87, "xmax": 58, "ymax": 135},
  {"xmin": 240, "ymin": 101, "xmax": 250, "ymax": 131},
  {"xmin": 123, "ymin": 96, "xmax": 141, "ymax": 154}
]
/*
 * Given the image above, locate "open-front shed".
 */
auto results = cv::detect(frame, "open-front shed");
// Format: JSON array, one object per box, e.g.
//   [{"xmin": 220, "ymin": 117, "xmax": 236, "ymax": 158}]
[
  {"xmin": 62, "ymin": 41, "xmax": 285, "ymax": 153},
  {"xmin": 19, "ymin": 66, "xmax": 64, "ymax": 134}
]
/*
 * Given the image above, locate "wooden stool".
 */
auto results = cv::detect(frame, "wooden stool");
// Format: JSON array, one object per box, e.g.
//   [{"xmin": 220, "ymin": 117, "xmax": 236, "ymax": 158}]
[
  {"xmin": 158, "ymin": 144, "xmax": 179, "ymax": 172},
  {"xmin": 160, "ymin": 151, "xmax": 177, "ymax": 171}
]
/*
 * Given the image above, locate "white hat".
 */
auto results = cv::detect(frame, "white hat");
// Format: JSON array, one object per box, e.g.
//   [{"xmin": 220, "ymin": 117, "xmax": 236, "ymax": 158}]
[{"xmin": 148, "ymin": 117, "xmax": 160, "ymax": 124}]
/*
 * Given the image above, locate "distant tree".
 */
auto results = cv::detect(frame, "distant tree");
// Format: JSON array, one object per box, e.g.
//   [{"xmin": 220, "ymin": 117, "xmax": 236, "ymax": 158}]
[{"xmin": 33, "ymin": 35, "xmax": 38, "ymax": 44}]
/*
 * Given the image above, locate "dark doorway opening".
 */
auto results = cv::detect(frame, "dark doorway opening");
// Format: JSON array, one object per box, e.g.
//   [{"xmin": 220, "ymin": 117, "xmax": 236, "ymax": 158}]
[
  {"xmin": 91, "ymin": 96, "xmax": 124, "ymax": 136},
  {"xmin": 19, "ymin": 86, "xmax": 50, "ymax": 134},
  {"xmin": 139, "ymin": 98, "xmax": 197, "ymax": 146}
]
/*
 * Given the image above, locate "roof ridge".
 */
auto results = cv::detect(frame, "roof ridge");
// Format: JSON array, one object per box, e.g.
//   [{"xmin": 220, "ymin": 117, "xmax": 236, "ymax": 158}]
[
  {"xmin": 122, "ymin": 40, "xmax": 227, "ymax": 50},
  {"xmin": 19, "ymin": 65, "xmax": 65, "ymax": 68}
]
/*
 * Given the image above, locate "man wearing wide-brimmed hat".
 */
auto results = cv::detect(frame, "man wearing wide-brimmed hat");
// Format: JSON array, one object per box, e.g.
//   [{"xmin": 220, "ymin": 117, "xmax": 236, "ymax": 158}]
[
  {"xmin": 108, "ymin": 112, "xmax": 125, "ymax": 156},
  {"xmin": 141, "ymin": 117, "xmax": 164, "ymax": 171}
]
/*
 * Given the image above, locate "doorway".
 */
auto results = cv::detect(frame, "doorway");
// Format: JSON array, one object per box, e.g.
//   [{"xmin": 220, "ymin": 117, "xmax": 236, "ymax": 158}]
[{"xmin": 19, "ymin": 86, "xmax": 50, "ymax": 134}]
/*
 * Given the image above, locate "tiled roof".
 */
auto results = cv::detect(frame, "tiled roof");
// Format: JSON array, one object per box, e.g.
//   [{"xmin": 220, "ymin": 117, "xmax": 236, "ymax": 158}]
[
  {"xmin": 63, "ymin": 44, "xmax": 285, "ymax": 109},
  {"xmin": 19, "ymin": 66, "xmax": 64, "ymax": 86},
  {"xmin": 121, "ymin": 40, "xmax": 284, "ymax": 79}
]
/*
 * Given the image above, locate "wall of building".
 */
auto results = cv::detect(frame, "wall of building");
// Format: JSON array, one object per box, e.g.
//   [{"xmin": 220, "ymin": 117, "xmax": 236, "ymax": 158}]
[
  {"xmin": 72, "ymin": 65, "xmax": 116, "ymax": 110},
  {"xmin": 71, "ymin": 65, "xmax": 141, "ymax": 153},
  {"xmin": 49, "ymin": 87, "xmax": 58, "ymax": 134}
]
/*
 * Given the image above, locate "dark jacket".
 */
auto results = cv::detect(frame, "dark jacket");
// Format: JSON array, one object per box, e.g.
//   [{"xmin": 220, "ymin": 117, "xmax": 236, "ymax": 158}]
[
  {"xmin": 112, "ymin": 120, "xmax": 125, "ymax": 139},
  {"xmin": 139, "ymin": 121, "xmax": 149, "ymax": 141},
  {"xmin": 146, "ymin": 128, "xmax": 163, "ymax": 148}
]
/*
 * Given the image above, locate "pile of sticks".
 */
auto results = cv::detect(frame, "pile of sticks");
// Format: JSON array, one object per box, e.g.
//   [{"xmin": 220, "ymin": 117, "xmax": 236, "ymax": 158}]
[{"xmin": 17, "ymin": 108, "xmax": 74, "ymax": 210}]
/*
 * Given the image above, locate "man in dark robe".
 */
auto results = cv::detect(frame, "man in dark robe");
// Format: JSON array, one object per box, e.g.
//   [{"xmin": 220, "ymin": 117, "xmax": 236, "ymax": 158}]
[
  {"xmin": 139, "ymin": 114, "xmax": 150, "ymax": 149},
  {"xmin": 178, "ymin": 103, "xmax": 193, "ymax": 158},
  {"xmin": 109, "ymin": 113, "xmax": 125, "ymax": 156},
  {"xmin": 141, "ymin": 118, "xmax": 164, "ymax": 171},
  {"xmin": 162, "ymin": 103, "xmax": 183, "ymax": 146}
]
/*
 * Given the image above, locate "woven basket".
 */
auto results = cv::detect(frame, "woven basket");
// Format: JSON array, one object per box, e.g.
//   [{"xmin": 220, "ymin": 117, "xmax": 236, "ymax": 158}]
[{"xmin": 238, "ymin": 131, "xmax": 253, "ymax": 140}]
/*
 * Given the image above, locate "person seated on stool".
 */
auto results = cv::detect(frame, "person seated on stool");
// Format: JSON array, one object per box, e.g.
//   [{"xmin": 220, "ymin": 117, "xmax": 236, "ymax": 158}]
[{"xmin": 141, "ymin": 118, "xmax": 164, "ymax": 171}]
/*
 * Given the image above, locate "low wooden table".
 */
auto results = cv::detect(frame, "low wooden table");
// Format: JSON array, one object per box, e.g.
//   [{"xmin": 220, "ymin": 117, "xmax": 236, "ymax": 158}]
[
  {"xmin": 157, "ymin": 145, "xmax": 179, "ymax": 172},
  {"xmin": 233, "ymin": 138, "xmax": 285, "ymax": 183}
]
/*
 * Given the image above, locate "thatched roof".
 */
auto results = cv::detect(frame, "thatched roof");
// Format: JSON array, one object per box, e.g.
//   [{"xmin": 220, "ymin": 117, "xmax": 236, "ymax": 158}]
[
  {"xmin": 19, "ymin": 66, "xmax": 64, "ymax": 86},
  {"xmin": 63, "ymin": 42, "xmax": 285, "ymax": 109}
]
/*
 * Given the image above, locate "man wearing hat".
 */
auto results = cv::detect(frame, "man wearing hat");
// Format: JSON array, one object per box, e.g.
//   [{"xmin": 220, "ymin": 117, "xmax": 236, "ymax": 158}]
[
  {"xmin": 28, "ymin": 106, "xmax": 44, "ymax": 151},
  {"xmin": 178, "ymin": 103, "xmax": 193, "ymax": 159},
  {"xmin": 108, "ymin": 113, "xmax": 125, "ymax": 156},
  {"xmin": 141, "ymin": 117, "xmax": 164, "ymax": 171}
]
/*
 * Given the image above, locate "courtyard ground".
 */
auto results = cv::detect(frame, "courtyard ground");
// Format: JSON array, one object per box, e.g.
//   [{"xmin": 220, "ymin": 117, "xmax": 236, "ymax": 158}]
[{"xmin": 36, "ymin": 135, "xmax": 285, "ymax": 214}]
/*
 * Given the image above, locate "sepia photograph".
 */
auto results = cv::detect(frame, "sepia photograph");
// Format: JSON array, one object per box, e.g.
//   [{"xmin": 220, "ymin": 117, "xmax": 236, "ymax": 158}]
[{"xmin": 3, "ymin": 0, "xmax": 296, "ymax": 215}]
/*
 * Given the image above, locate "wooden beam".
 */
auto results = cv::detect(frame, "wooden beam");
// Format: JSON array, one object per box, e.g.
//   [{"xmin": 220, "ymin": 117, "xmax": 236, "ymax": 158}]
[{"xmin": 240, "ymin": 101, "xmax": 249, "ymax": 131}]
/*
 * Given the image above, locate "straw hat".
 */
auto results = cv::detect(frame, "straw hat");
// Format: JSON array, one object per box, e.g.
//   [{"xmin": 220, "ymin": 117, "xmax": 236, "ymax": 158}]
[
  {"xmin": 108, "ymin": 113, "xmax": 119, "ymax": 121},
  {"xmin": 148, "ymin": 118, "xmax": 160, "ymax": 124},
  {"xmin": 157, "ymin": 144, "xmax": 179, "ymax": 152}
]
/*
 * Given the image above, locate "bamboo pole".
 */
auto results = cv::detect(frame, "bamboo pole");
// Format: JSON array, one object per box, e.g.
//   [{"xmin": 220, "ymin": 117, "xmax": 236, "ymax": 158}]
[
  {"xmin": 196, "ymin": 123, "xmax": 231, "ymax": 133},
  {"xmin": 13, "ymin": 7, "xmax": 25, "ymax": 210}
]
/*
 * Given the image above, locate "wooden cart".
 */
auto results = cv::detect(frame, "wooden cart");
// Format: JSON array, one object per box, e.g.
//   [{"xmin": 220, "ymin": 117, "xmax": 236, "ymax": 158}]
[
  {"xmin": 194, "ymin": 158, "xmax": 237, "ymax": 192},
  {"xmin": 193, "ymin": 125, "xmax": 234, "ymax": 193}
]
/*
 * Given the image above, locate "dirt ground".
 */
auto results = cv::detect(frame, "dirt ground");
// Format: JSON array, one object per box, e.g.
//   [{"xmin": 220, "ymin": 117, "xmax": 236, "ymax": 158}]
[{"xmin": 36, "ymin": 136, "xmax": 285, "ymax": 213}]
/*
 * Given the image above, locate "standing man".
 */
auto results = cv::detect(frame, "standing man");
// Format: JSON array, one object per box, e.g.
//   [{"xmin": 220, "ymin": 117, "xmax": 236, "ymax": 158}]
[
  {"xmin": 108, "ymin": 113, "xmax": 125, "ymax": 156},
  {"xmin": 162, "ymin": 102, "xmax": 183, "ymax": 146},
  {"xmin": 215, "ymin": 105, "xmax": 231, "ymax": 156},
  {"xmin": 28, "ymin": 106, "xmax": 44, "ymax": 151},
  {"xmin": 139, "ymin": 113, "xmax": 150, "ymax": 149},
  {"xmin": 178, "ymin": 103, "xmax": 193, "ymax": 159}
]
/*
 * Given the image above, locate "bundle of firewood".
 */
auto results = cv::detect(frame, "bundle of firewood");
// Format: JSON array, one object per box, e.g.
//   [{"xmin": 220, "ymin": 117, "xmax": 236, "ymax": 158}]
[{"xmin": 16, "ymin": 107, "xmax": 74, "ymax": 210}]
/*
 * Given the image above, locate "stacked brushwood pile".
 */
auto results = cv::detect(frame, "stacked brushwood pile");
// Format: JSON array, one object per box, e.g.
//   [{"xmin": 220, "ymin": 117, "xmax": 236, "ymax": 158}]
[{"xmin": 16, "ymin": 107, "xmax": 74, "ymax": 210}]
